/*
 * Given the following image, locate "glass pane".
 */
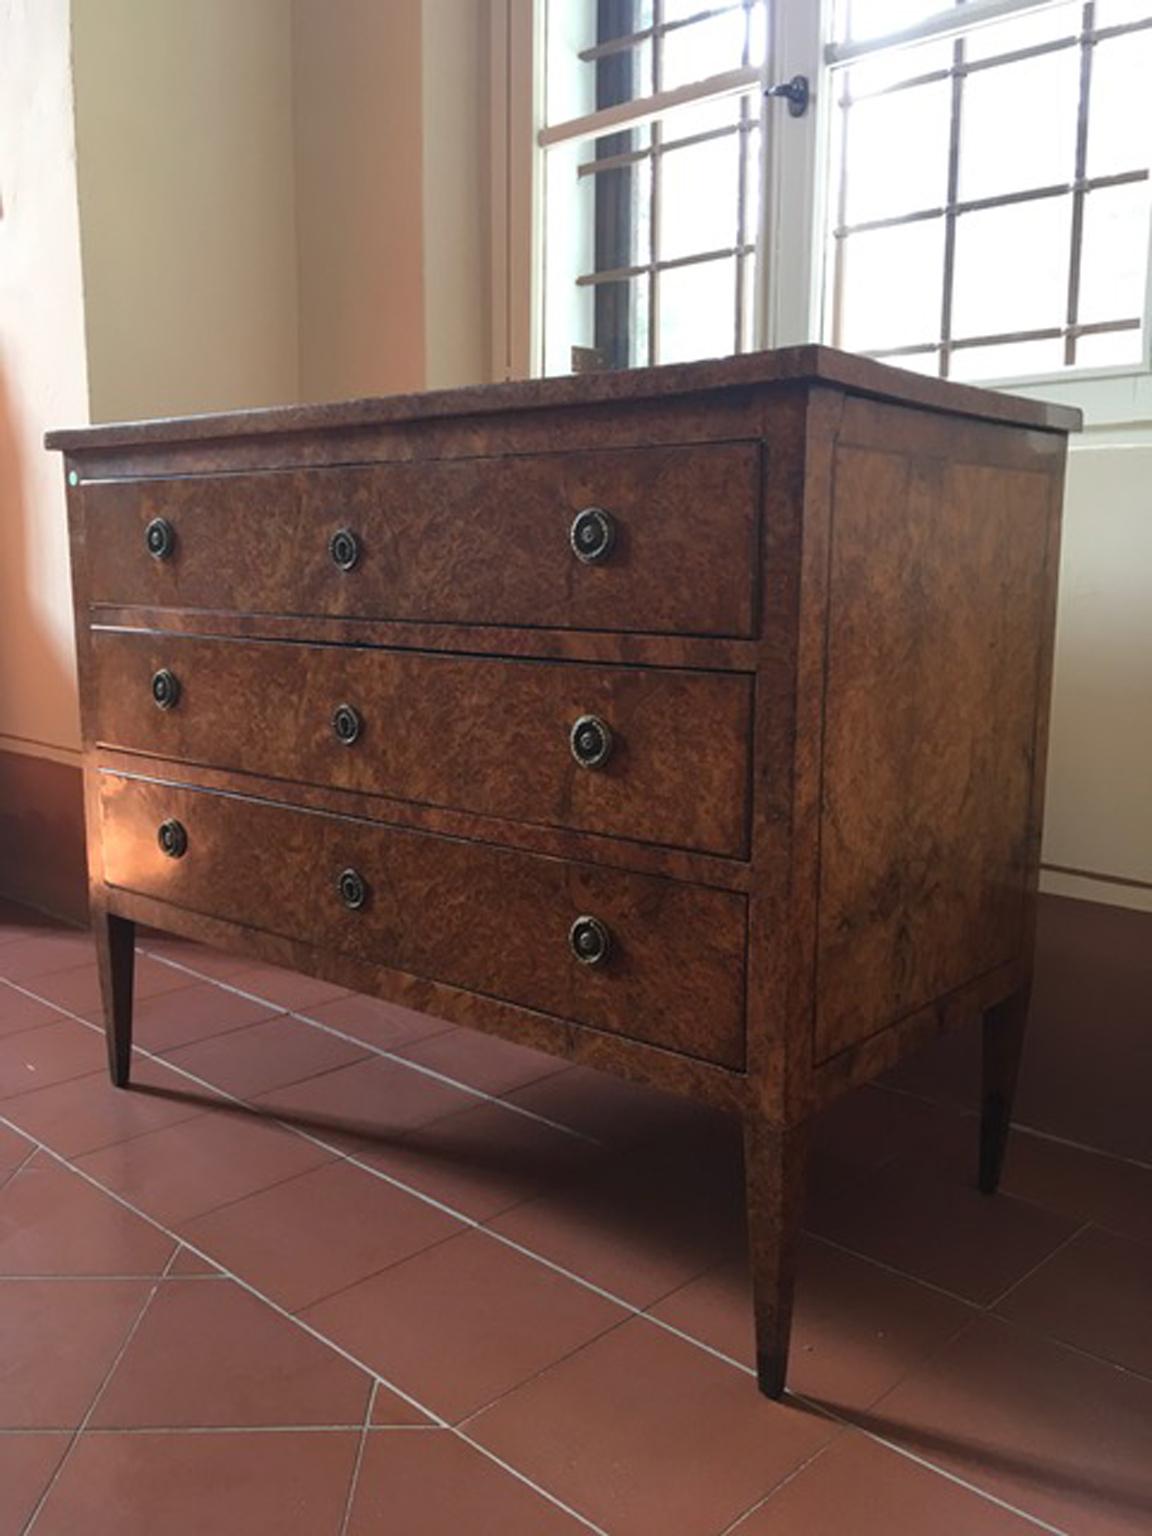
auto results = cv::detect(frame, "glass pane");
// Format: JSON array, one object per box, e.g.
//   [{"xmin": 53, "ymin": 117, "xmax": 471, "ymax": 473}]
[
  {"xmin": 743, "ymin": 123, "xmax": 762, "ymax": 243},
  {"xmin": 661, "ymin": 9, "xmax": 748, "ymax": 90},
  {"xmin": 841, "ymin": 79, "xmax": 951, "ymax": 223},
  {"xmin": 589, "ymin": 153, "xmax": 653, "ymax": 273},
  {"xmin": 661, "ymin": 95, "xmax": 742, "ymax": 147},
  {"xmin": 952, "ymin": 196, "xmax": 1072, "ymax": 338},
  {"xmin": 959, "ymin": 49, "xmax": 1079, "ymax": 199},
  {"xmin": 890, "ymin": 349, "xmax": 943, "ymax": 376},
  {"xmin": 545, "ymin": 3, "xmax": 653, "ymax": 126},
  {"xmin": 1095, "ymin": 1, "xmax": 1152, "ymax": 25},
  {"xmin": 588, "ymin": 276, "xmax": 651, "ymax": 371},
  {"xmin": 1075, "ymin": 328, "xmax": 1144, "ymax": 366},
  {"xmin": 837, "ymin": 218, "xmax": 946, "ymax": 351},
  {"xmin": 837, "ymin": 0, "xmax": 955, "ymax": 45},
  {"xmin": 847, "ymin": 39, "xmax": 954, "ymax": 97},
  {"xmin": 1078, "ymin": 182, "xmax": 1152, "ymax": 324},
  {"xmin": 964, "ymin": 3, "xmax": 1079, "ymax": 62},
  {"xmin": 949, "ymin": 338, "xmax": 1065, "ymax": 380},
  {"xmin": 659, "ymin": 131, "xmax": 741, "ymax": 260},
  {"xmin": 1087, "ymin": 33, "xmax": 1152, "ymax": 178},
  {"xmin": 657, "ymin": 258, "xmax": 737, "ymax": 363}
]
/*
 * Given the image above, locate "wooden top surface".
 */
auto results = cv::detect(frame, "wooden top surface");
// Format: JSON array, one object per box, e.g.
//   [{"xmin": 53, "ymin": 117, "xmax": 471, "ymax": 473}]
[{"xmin": 45, "ymin": 344, "xmax": 1081, "ymax": 453}]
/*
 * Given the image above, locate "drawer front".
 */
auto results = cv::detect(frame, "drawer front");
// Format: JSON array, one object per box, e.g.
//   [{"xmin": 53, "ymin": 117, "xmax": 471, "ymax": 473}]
[
  {"xmin": 82, "ymin": 444, "xmax": 761, "ymax": 637},
  {"xmin": 100, "ymin": 775, "xmax": 747, "ymax": 1068},
  {"xmin": 91, "ymin": 631, "xmax": 752, "ymax": 857}
]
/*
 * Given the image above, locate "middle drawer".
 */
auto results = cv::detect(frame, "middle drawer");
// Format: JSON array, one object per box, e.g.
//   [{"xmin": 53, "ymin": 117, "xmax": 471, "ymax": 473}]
[{"xmin": 90, "ymin": 630, "xmax": 753, "ymax": 857}]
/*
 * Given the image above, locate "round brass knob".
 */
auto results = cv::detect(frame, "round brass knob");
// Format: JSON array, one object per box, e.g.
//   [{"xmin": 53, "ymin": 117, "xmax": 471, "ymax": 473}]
[
  {"xmin": 157, "ymin": 819, "xmax": 188, "ymax": 859},
  {"xmin": 329, "ymin": 528, "xmax": 360, "ymax": 572},
  {"xmin": 569, "ymin": 914, "xmax": 611, "ymax": 967},
  {"xmin": 151, "ymin": 668, "xmax": 181, "ymax": 711},
  {"xmin": 569, "ymin": 714, "xmax": 613, "ymax": 769},
  {"xmin": 337, "ymin": 867, "xmax": 368, "ymax": 910},
  {"xmin": 569, "ymin": 507, "xmax": 615, "ymax": 564},
  {"xmin": 145, "ymin": 517, "xmax": 175, "ymax": 561},
  {"xmin": 332, "ymin": 703, "xmax": 362, "ymax": 745}
]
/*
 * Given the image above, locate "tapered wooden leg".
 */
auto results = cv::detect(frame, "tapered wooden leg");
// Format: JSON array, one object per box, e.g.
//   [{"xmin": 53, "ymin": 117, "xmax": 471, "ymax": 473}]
[
  {"xmin": 979, "ymin": 983, "xmax": 1030, "ymax": 1194},
  {"xmin": 743, "ymin": 1117, "xmax": 808, "ymax": 1399},
  {"xmin": 93, "ymin": 906, "xmax": 135, "ymax": 1087}
]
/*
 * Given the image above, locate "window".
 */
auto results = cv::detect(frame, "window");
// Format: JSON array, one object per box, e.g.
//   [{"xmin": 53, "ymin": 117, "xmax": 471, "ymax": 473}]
[{"xmin": 526, "ymin": 0, "xmax": 1152, "ymax": 399}]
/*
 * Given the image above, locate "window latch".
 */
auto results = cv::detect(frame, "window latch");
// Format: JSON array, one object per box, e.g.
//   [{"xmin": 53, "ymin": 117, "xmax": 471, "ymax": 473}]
[{"xmin": 765, "ymin": 75, "xmax": 810, "ymax": 118}]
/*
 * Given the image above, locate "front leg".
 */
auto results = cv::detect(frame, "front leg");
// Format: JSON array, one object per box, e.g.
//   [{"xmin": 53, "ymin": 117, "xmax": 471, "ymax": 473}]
[
  {"xmin": 743, "ymin": 1116, "xmax": 808, "ymax": 1399},
  {"xmin": 93, "ymin": 904, "xmax": 135, "ymax": 1087}
]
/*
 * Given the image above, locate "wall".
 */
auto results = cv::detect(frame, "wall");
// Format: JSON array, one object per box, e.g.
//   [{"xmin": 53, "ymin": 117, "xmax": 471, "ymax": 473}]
[
  {"xmin": 71, "ymin": 0, "xmax": 299, "ymax": 422},
  {"xmin": 0, "ymin": 0, "xmax": 91, "ymax": 916}
]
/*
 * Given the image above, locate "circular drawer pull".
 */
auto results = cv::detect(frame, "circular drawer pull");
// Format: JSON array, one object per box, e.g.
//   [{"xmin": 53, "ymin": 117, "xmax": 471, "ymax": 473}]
[
  {"xmin": 329, "ymin": 528, "xmax": 361, "ymax": 572},
  {"xmin": 570, "ymin": 507, "xmax": 616, "ymax": 564},
  {"xmin": 151, "ymin": 668, "xmax": 181, "ymax": 711},
  {"xmin": 157, "ymin": 819, "xmax": 188, "ymax": 859},
  {"xmin": 145, "ymin": 517, "xmax": 175, "ymax": 561},
  {"xmin": 569, "ymin": 914, "xmax": 612, "ymax": 967},
  {"xmin": 569, "ymin": 714, "xmax": 613, "ymax": 769},
  {"xmin": 337, "ymin": 867, "xmax": 368, "ymax": 910},
  {"xmin": 332, "ymin": 703, "xmax": 362, "ymax": 746}
]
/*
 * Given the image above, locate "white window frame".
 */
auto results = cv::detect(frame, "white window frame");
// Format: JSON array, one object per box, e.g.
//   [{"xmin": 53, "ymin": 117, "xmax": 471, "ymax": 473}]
[{"xmin": 491, "ymin": 0, "xmax": 1152, "ymax": 427}]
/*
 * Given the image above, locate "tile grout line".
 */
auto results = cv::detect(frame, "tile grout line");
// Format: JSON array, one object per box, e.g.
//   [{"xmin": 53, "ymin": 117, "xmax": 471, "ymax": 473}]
[
  {"xmin": 984, "ymin": 1219, "xmax": 1092, "ymax": 1313},
  {"xmin": 140, "ymin": 947, "xmax": 602, "ymax": 1146},
  {"xmin": 337, "ymin": 1380, "xmax": 377, "ymax": 1536},
  {"xmin": 715, "ymin": 1434, "xmax": 848, "ymax": 1536},
  {"xmin": 0, "ymin": 1114, "xmax": 610, "ymax": 1536},
  {"xmin": 21, "ymin": 1244, "xmax": 181, "ymax": 1534}
]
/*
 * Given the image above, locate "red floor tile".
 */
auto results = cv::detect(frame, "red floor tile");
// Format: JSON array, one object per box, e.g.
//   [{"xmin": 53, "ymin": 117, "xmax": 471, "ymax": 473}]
[
  {"xmin": 0, "ymin": 980, "xmax": 70, "ymax": 1039},
  {"xmin": 869, "ymin": 1315, "xmax": 1152, "ymax": 1536},
  {"xmin": 2, "ymin": 1052, "xmax": 215, "ymax": 1157},
  {"xmin": 0, "ymin": 1156, "xmax": 175, "ymax": 1275},
  {"xmin": 26, "ymin": 955, "xmax": 199, "ymax": 1019},
  {"xmin": 651, "ymin": 1235, "xmax": 975, "ymax": 1412},
  {"xmin": 252, "ymin": 1056, "xmax": 478, "ymax": 1154},
  {"xmin": 505, "ymin": 1065, "xmax": 716, "ymax": 1146},
  {"xmin": 301, "ymin": 1229, "xmax": 625, "ymax": 1422},
  {"xmin": 807, "ymin": 1149, "xmax": 1080, "ymax": 1303},
  {"xmin": 996, "ymin": 1225, "xmax": 1152, "ymax": 1378},
  {"xmin": 168, "ymin": 1244, "xmax": 222, "ymax": 1276},
  {"xmin": 76, "ymin": 1104, "xmax": 333, "ymax": 1226},
  {"xmin": 468, "ymin": 1316, "xmax": 837, "ymax": 1536},
  {"xmin": 0, "ymin": 1278, "xmax": 152, "ymax": 1428},
  {"xmin": 1001, "ymin": 1130, "xmax": 1152, "ymax": 1247},
  {"xmin": 32, "ymin": 1429, "xmax": 361, "ymax": 1536},
  {"xmin": 134, "ymin": 980, "xmax": 285, "ymax": 1053},
  {"xmin": 0, "ymin": 1019, "xmax": 105, "ymax": 1100},
  {"xmin": 0, "ymin": 1432, "xmax": 70, "ymax": 1531},
  {"xmin": 347, "ymin": 1428, "xmax": 586, "ymax": 1534},
  {"xmin": 90, "ymin": 1276, "xmax": 372, "ymax": 1427},
  {"xmin": 0, "ymin": 1119, "xmax": 34, "ymax": 1173},
  {"xmin": 360, "ymin": 1098, "xmax": 599, "ymax": 1221},
  {"xmin": 395, "ymin": 1027, "xmax": 568, "ymax": 1096},
  {"xmin": 733, "ymin": 1430, "xmax": 1043, "ymax": 1535},
  {"xmin": 140, "ymin": 937, "xmax": 257, "ymax": 980},
  {"xmin": 0, "ymin": 931, "xmax": 95, "ymax": 981},
  {"xmin": 165, "ymin": 1014, "xmax": 370, "ymax": 1098},
  {"xmin": 223, "ymin": 962, "xmax": 353, "ymax": 1012},
  {"xmin": 182, "ymin": 1158, "xmax": 463, "ymax": 1313},
  {"xmin": 300, "ymin": 991, "xmax": 456, "ymax": 1052}
]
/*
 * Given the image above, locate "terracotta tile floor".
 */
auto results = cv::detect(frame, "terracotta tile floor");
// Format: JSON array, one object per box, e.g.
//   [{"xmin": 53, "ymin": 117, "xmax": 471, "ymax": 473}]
[{"xmin": 1, "ymin": 909, "xmax": 1150, "ymax": 1534}]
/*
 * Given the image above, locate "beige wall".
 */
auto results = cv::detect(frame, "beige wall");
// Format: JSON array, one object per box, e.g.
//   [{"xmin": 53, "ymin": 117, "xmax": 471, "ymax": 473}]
[
  {"xmin": 72, "ymin": 0, "xmax": 300, "ymax": 422},
  {"xmin": 0, "ymin": 0, "xmax": 89, "ymax": 763}
]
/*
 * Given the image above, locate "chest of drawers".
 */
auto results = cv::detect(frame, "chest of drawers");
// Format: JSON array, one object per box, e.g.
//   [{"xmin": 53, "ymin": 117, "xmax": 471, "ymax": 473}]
[{"xmin": 48, "ymin": 346, "xmax": 1079, "ymax": 1397}]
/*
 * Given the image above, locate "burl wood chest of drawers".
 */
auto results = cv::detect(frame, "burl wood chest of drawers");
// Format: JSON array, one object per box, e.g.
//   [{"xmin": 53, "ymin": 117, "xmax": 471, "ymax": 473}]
[{"xmin": 48, "ymin": 347, "xmax": 1079, "ymax": 1397}]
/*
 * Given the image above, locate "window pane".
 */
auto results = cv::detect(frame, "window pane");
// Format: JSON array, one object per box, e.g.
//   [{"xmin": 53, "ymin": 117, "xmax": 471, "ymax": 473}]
[
  {"xmin": 587, "ymin": 276, "xmax": 651, "ymax": 371},
  {"xmin": 658, "ymin": 258, "xmax": 737, "ymax": 363},
  {"xmin": 589, "ymin": 153, "xmax": 653, "ymax": 272},
  {"xmin": 661, "ymin": 9, "xmax": 749, "ymax": 90},
  {"xmin": 949, "ymin": 338, "xmax": 1065, "ymax": 381},
  {"xmin": 1087, "ymin": 33, "xmax": 1152, "ymax": 178},
  {"xmin": 1078, "ymin": 182, "xmax": 1152, "ymax": 324},
  {"xmin": 964, "ymin": 3, "xmax": 1079, "ymax": 63},
  {"xmin": 836, "ymin": 0, "xmax": 954, "ymax": 45},
  {"xmin": 1094, "ymin": 0, "xmax": 1152, "ymax": 25},
  {"xmin": 959, "ymin": 49, "xmax": 1079, "ymax": 200},
  {"xmin": 837, "ymin": 219, "xmax": 946, "ymax": 351},
  {"xmin": 847, "ymin": 39, "xmax": 954, "ymax": 96},
  {"xmin": 659, "ymin": 130, "xmax": 741, "ymax": 260},
  {"xmin": 951, "ymin": 196, "xmax": 1072, "ymax": 338},
  {"xmin": 841, "ymin": 79, "xmax": 951, "ymax": 223},
  {"xmin": 1075, "ymin": 328, "xmax": 1144, "ymax": 367}
]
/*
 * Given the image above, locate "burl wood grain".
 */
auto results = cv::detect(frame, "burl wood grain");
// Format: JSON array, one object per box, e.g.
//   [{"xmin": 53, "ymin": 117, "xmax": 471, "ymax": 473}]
[
  {"xmin": 99, "ymin": 773, "xmax": 749, "ymax": 1069},
  {"xmin": 82, "ymin": 442, "xmax": 761, "ymax": 637},
  {"xmin": 813, "ymin": 442, "xmax": 1054, "ymax": 1062},
  {"xmin": 90, "ymin": 630, "xmax": 753, "ymax": 856}
]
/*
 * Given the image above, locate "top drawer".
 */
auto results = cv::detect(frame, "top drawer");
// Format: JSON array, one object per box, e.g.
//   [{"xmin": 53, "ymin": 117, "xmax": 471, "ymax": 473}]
[{"xmin": 81, "ymin": 444, "xmax": 761, "ymax": 637}]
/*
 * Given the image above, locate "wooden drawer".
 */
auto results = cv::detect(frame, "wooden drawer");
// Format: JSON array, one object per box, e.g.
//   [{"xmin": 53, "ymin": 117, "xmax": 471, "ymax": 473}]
[
  {"xmin": 100, "ymin": 774, "xmax": 748, "ymax": 1068},
  {"xmin": 91, "ymin": 630, "xmax": 752, "ymax": 857},
  {"xmin": 82, "ymin": 444, "xmax": 761, "ymax": 637}
]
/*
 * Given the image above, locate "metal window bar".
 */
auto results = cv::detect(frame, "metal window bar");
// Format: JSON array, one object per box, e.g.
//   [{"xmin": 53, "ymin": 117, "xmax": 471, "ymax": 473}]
[{"xmin": 579, "ymin": 1, "xmax": 748, "ymax": 63}]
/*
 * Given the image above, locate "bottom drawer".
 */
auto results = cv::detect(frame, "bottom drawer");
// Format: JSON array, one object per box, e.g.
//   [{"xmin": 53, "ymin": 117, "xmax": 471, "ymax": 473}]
[{"xmin": 99, "ymin": 774, "xmax": 747, "ymax": 1069}]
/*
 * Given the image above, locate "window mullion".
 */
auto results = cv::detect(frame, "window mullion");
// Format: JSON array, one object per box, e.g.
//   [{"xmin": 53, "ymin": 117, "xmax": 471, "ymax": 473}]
[{"xmin": 1064, "ymin": 2, "xmax": 1096, "ymax": 367}]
